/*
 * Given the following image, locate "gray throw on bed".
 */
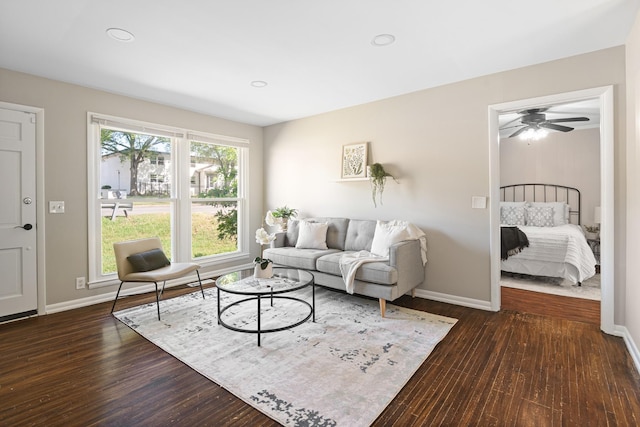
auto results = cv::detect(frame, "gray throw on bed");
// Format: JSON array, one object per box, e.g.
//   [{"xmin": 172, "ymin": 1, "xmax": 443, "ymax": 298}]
[{"xmin": 501, "ymin": 226, "xmax": 529, "ymax": 260}]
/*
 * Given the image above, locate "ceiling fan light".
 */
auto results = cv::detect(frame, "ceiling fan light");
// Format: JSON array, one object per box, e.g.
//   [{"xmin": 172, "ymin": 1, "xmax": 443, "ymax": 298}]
[{"xmin": 519, "ymin": 127, "xmax": 548, "ymax": 141}]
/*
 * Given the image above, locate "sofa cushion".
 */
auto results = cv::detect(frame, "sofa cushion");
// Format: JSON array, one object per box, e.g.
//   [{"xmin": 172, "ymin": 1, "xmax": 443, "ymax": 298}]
[
  {"xmin": 295, "ymin": 221, "xmax": 329, "ymax": 249},
  {"xmin": 316, "ymin": 252, "xmax": 398, "ymax": 285},
  {"xmin": 284, "ymin": 220, "xmax": 300, "ymax": 247},
  {"xmin": 263, "ymin": 247, "xmax": 341, "ymax": 270},
  {"xmin": 344, "ymin": 219, "xmax": 376, "ymax": 251}
]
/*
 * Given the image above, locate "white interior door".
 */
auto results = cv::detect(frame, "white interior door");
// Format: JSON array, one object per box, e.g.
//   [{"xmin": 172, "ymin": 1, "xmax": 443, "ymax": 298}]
[{"xmin": 0, "ymin": 108, "xmax": 37, "ymax": 320}]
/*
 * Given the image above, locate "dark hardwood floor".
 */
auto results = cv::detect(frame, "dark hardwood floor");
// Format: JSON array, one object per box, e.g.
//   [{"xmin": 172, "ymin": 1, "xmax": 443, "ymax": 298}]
[
  {"xmin": 502, "ymin": 286, "xmax": 600, "ymax": 326},
  {"xmin": 1, "ymin": 282, "xmax": 639, "ymax": 426}
]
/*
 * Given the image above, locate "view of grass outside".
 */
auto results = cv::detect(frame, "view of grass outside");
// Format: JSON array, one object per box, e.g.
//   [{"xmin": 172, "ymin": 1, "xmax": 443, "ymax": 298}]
[
  {"xmin": 101, "ymin": 211, "xmax": 236, "ymax": 274},
  {"xmin": 99, "ymin": 129, "xmax": 241, "ymax": 276}
]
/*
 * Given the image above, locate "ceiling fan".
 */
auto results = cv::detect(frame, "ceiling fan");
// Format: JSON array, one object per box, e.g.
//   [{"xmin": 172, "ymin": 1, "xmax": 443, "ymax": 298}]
[{"xmin": 502, "ymin": 108, "xmax": 590, "ymax": 139}]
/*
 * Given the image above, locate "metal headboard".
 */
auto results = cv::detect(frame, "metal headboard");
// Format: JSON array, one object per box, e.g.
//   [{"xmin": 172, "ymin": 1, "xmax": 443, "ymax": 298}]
[{"xmin": 500, "ymin": 183, "xmax": 581, "ymax": 225}]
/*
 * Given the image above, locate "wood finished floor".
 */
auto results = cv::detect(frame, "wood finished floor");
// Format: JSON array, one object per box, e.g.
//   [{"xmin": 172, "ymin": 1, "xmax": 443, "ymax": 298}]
[
  {"xmin": 501, "ymin": 286, "xmax": 600, "ymax": 326},
  {"xmin": 1, "ymin": 283, "xmax": 639, "ymax": 426}
]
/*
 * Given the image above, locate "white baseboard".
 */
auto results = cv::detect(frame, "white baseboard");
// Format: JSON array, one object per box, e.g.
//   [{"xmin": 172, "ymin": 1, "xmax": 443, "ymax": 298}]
[
  {"xmin": 45, "ymin": 264, "xmax": 252, "ymax": 314},
  {"xmin": 612, "ymin": 325, "xmax": 640, "ymax": 376},
  {"xmin": 413, "ymin": 288, "xmax": 494, "ymax": 311}
]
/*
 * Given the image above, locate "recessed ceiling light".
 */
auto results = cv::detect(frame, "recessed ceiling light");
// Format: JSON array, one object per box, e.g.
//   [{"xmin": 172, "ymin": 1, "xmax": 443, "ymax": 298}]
[
  {"xmin": 106, "ymin": 28, "xmax": 135, "ymax": 43},
  {"xmin": 371, "ymin": 34, "xmax": 395, "ymax": 47},
  {"xmin": 251, "ymin": 80, "xmax": 268, "ymax": 88}
]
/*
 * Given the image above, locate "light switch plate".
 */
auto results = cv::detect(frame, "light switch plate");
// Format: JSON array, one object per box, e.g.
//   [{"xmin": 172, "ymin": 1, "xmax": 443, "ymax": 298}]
[
  {"xmin": 471, "ymin": 196, "xmax": 487, "ymax": 209},
  {"xmin": 49, "ymin": 201, "xmax": 65, "ymax": 214}
]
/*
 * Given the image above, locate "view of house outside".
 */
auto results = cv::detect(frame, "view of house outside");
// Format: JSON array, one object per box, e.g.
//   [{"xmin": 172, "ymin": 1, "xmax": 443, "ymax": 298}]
[{"xmin": 99, "ymin": 130, "xmax": 239, "ymax": 274}]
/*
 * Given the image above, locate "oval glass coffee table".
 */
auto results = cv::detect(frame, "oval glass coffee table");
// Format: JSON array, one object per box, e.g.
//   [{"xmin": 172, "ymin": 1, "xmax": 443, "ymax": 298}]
[{"xmin": 216, "ymin": 268, "xmax": 315, "ymax": 346}]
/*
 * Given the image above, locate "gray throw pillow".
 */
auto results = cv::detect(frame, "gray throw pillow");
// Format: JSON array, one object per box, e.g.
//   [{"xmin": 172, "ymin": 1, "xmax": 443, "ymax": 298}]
[{"xmin": 127, "ymin": 248, "xmax": 171, "ymax": 272}]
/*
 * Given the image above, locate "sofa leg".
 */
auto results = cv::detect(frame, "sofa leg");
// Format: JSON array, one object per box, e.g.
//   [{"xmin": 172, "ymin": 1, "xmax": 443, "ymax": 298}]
[
  {"xmin": 411, "ymin": 288, "xmax": 416, "ymax": 298},
  {"xmin": 379, "ymin": 298, "xmax": 386, "ymax": 317}
]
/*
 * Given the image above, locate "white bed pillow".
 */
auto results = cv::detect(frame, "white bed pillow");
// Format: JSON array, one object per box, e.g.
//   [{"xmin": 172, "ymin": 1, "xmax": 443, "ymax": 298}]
[
  {"xmin": 500, "ymin": 205, "xmax": 526, "ymax": 226},
  {"xmin": 526, "ymin": 206, "xmax": 555, "ymax": 227},
  {"xmin": 370, "ymin": 220, "xmax": 410, "ymax": 257},
  {"xmin": 295, "ymin": 221, "xmax": 329, "ymax": 249},
  {"xmin": 529, "ymin": 202, "xmax": 569, "ymax": 226}
]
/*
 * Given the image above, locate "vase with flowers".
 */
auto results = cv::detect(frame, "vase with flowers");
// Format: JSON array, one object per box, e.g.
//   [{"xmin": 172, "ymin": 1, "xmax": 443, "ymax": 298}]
[
  {"xmin": 254, "ymin": 227, "xmax": 275, "ymax": 278},
  {"xmin": 265, "ymin": 205, "xmax": 298, "ymax": 232}
]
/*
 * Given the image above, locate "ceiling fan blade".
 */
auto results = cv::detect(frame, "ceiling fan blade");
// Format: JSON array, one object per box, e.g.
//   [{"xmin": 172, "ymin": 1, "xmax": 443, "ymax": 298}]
[
  {"xmin": 541, "ymin": 123, "xmax": 573, "ymax": 132},
  {"xmin": 500, "ymin": 124, "xmax": 525, "ymax": 131},
  {"xmin": 499, "ymin": 116, "xmax": 524, "ymax": 129},
  {"xmin": 547, "ymin": 117, "xmax": 589, "ymax": 123},
  {"xmin": 509, "ymin": 126, "xmax": 529, "ymax": 138}
]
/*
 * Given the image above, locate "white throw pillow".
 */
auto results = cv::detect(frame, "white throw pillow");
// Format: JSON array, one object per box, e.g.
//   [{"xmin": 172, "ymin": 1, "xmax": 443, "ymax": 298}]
[
  {"xmin": 370, "ymin": 220, "xmax": 410, "ymax": 257},
  {"xmin": 295, "ymin": 221, "xmax": 329, "ymax": 249}
]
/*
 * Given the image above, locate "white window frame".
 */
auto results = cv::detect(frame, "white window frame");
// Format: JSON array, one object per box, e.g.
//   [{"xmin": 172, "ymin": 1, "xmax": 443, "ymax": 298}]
[{"xmin": 86, "ymin": 112, "xmax": 250, "ymax": 288}]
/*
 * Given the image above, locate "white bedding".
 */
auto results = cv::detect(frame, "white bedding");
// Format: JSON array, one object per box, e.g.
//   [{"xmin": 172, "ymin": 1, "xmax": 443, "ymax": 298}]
[{"xmin": 501, "ymin": 224, "xmax": 597, "ymax": 283}]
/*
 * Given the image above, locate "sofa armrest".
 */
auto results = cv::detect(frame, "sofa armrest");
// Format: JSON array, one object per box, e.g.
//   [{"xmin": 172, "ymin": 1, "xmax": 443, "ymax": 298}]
[
  {"xmin": 271, "ymin": 232, "xmax": 287, "ymax": 248},
  {"xmin": 389, "ymin": 239, "xmax": 425, "ymax": 294}
]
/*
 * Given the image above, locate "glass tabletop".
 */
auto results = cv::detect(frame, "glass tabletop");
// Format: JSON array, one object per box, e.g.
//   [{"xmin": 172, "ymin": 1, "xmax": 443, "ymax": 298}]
[{"xmin": 215, "ymin": 268, "xmax": 314, "ymax": 296}]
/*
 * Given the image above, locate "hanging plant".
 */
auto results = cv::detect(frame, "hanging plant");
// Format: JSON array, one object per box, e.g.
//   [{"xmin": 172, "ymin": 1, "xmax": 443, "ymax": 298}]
[{"xmin": 368, "ymin": 163, "xmax": 398, "ymax": 207}]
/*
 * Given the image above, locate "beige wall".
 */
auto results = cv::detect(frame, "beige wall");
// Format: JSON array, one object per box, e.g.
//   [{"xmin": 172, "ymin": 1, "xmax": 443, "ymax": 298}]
[
  {"xmin": 500, "ymin": 127, "xmax": 601, "ymax": 226},
  {"xmin": 264, "ymin": 47, "xmax": 626, "ymax": 309},
  {"xmin": 625, "ymin": 13, "xmax": 640, "ymax": 357},
  {"xmin": 0, "ymin": 44, "xmax": 631, "ymax": 329},
  {"xmin": 0, "ymin": 68, "xmax": 264, "ymax": 305}
]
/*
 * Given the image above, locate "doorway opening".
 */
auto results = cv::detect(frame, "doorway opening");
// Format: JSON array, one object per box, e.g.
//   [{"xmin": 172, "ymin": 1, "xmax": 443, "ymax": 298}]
[{"xmin": 488, "ymin": 86, "xmax": 614, "ymax": 334}]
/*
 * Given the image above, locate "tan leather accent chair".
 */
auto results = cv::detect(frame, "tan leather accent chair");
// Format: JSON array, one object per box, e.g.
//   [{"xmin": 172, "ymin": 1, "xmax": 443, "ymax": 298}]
[{"xmin": 111, "ymin": 237, "xmax": 204, "ymax": 320}]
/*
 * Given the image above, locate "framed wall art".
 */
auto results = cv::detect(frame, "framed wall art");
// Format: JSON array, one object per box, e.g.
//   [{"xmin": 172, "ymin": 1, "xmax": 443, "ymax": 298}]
[{"xmin": 341, "ymin": 142, "xmax": 368, "ymax": 179}]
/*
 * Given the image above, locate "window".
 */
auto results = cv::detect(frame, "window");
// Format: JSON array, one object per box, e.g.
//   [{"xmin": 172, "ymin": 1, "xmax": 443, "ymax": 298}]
[{"xmin": 87, "ymin": 113, "xmax": 249, "ymax": 287}]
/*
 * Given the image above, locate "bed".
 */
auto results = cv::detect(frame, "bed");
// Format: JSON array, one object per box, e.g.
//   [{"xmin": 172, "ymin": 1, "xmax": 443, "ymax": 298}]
[{"xmin": 500, "ymin": 183, "xmax": 597, "ymax": 284}]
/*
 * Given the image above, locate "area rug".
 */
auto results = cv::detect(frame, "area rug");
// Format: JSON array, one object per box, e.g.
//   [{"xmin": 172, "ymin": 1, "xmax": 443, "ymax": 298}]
[{"xmin": 113, "ymin": 286, "xmax": 457, "ymax": 426}]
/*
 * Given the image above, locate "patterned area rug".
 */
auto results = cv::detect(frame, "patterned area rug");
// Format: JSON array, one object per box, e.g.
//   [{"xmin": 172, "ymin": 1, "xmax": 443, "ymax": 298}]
[{"xmin": 114, "ymin": 286, "xmax": 457, "ymax": 426}]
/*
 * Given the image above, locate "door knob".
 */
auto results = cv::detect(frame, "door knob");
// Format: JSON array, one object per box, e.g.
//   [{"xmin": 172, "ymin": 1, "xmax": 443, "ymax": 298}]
[{"xmin": 15, "ymin": 224, "xmax": 33, "ymax": 230}]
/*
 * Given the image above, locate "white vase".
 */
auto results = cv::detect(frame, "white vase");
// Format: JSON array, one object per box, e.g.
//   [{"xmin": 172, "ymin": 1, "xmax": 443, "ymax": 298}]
[{"xmin": 254, "ymin": 262, "xmax": 273, "ymax": 279}]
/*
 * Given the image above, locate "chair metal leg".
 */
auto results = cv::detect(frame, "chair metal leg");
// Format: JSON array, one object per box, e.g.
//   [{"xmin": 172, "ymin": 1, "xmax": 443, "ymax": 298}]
[
  {"xmin": 160, "ymin": 280, "xmax": 167, "ymax": 297},
  {"xmin": 196, "ymin": 270, "xmax": 205, "ymax": 299},
  {"xmin": 154, "ymin": 281, "xmax": 161, "ymax": 320},
  {"xmin": 110, "ymin": 281, "xmax": 125, "ymax": 313}
]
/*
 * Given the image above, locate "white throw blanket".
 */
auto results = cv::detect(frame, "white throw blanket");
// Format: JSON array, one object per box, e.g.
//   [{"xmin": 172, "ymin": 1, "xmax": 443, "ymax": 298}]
[
  {"xmin": 339, "ymin": 251, "xmax": 387, "ymax": 294},
  {"xmin": 339, "ymin": 221, "xmax": 428, "ymax": 294}
]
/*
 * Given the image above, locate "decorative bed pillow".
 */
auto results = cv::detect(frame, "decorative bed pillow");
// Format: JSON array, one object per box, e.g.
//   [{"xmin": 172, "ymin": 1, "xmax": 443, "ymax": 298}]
[
  {"xmin": 529, "ymin": 202, "xmax": 569, "ymax": 225},
  {"xmin": 127, "ymin": 248, "xmax": 171, "ymax": 272},
  {"xmin": 526, "ymin": 206, "xmax": 555, "ymax": 227},
  {"xmin": 295, "ymin": 221, "xmax": 329, "ymax": 249},
  {"xmin": 370, "ymin": 220, "xmax": 410, "ymax": 257},
  {"xmin": 500, "ymin": 206, "xmax": 525, "ymax": 226}
]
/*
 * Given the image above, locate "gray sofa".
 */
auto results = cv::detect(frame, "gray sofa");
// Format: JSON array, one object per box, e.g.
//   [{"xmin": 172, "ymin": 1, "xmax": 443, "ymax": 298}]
[{"xmin": 262, "ymin": 217, "xmax": 425, "ymax": 316}]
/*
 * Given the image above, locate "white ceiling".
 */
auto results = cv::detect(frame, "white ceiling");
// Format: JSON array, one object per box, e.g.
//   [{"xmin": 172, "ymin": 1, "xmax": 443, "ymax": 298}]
[{"xmin": 1, "ymin": 1, "xmax": 638, "ymax": 127}]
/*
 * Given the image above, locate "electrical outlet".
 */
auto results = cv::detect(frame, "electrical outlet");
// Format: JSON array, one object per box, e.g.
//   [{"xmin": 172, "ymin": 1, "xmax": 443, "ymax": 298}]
[
  {"xmin": 75, "ymin": 276, "xmax": 86, "ymax": 290},
  {"xmin": 49, "ymin": 201, "xmax": 65, "ymax": 214}
]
